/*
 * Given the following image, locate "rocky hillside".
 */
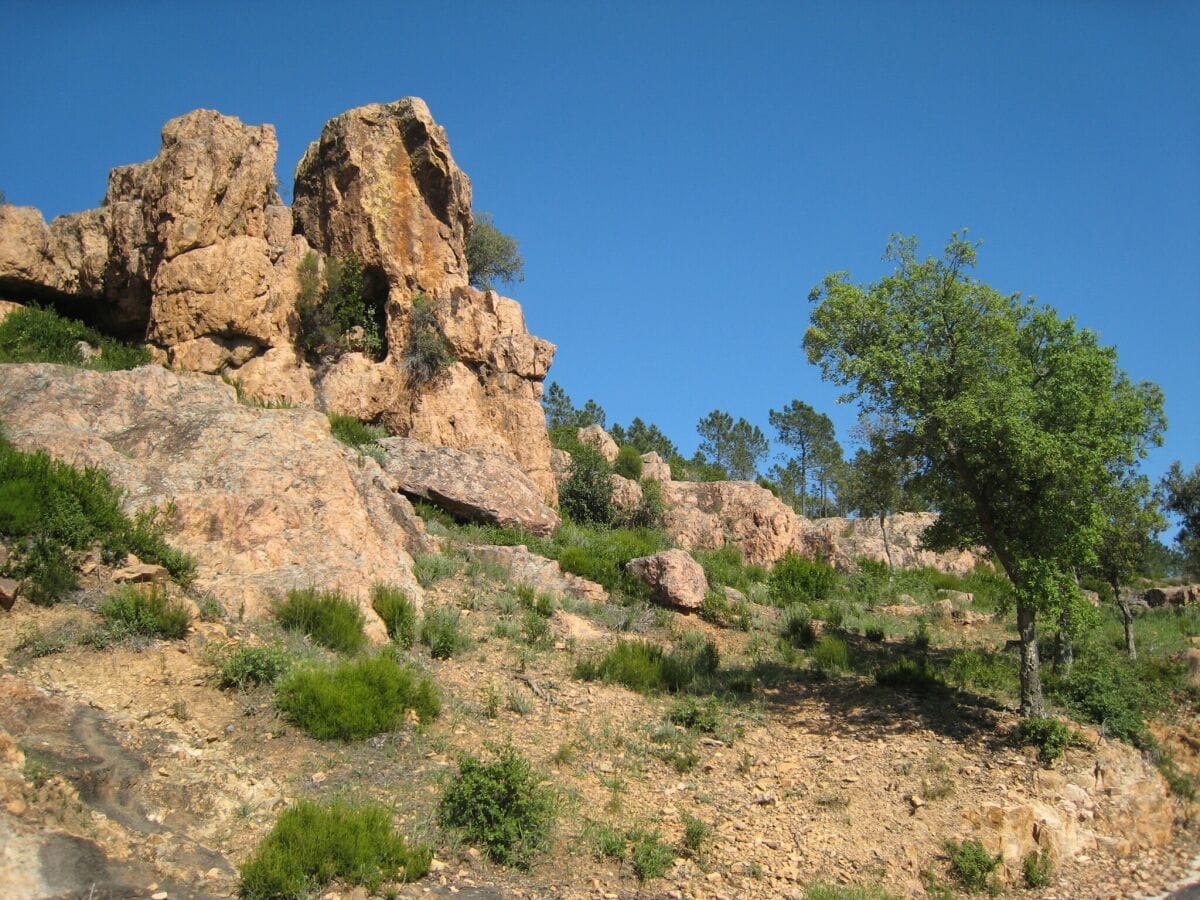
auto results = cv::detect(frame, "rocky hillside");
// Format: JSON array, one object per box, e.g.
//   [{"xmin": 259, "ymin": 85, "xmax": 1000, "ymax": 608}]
[{"xmin": 0, "ymin": 99, "xmax": 1198, "ymax": 900}]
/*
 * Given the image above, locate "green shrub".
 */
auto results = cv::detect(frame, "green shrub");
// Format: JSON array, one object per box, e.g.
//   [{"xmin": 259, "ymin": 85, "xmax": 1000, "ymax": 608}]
[
  {"xmin": 781, "ymin": 603, "xmax": 817, "ymax": 648},
  {"xmin": 1018, "ymin": 717, "xmax": 1074, "ymax": 764},
  {"xmin": 805, "ymin": 885, "xmax": 898, "ymax": 900},
  {"xmin": 438, "ymin": 746, "xmax": 556, "ymax": 868},
  {"xmin": 811, "ymin": 635, "xmax": 850, "ymax": 674},
  {"xmin": 98, "ymin": 585, "xmax": 190, "ymax": 640},
  {"xmin": 769, "ymin": 554, "xmax": 839, "ymax": 606},
  {"xmin": 372, "ymin": 584, "xmax": 418, "ymax": 648},
  {"xmin": 274, "ymin": 588, "xmax": 366, "ymax": 655},
  {"xmin": 296, "ymin": 251, "xmax": 385, "ymax": 360},
  {"xmin": 467, "ymin": 212, "xmax": 525, "ymax": 291},
  {"xmin": 0, "ymin": 305, "xmax": 151, "ymax": 370},
  {"xmin": 575, "ymin": 637, "xmax": 717, "ymax": 694},
  {"xmin": 681, "ymin": 813, "xmax": 710, "ymax": 854},
  {"xmin": 275, "ymin": 654, "xmax": 440, "ymax": 741},
  {"xmin": 412, "ymin": 551, "xmax": 460, "ymax": 588},
  {"xmin": 591, "ymin": 823, "xmax": 626, "ymax": 860},
  {"xmin": 521, "ymin": 608, "xmax": 551, "ymax": 646},
  {"xmin": 628, "ymin": 828, "xmax": 675, "ymax": 883},
  {"xmin": 941, "ymin": 649, "xmax": 1018, "ymax": 697},
  {"xmin": 945, "ymin": 838, "xmax": 1000, "ymax": 892},
  {"xmin": 668, "ymin": 696, "xmax": 723, "ymax": 733},
  {"xmin": 239, "ymin": 799, "xmax": 431, "ymax": 897},
  {"xmin": 405, "ymin": 294, "xmax": 456, "ymax": 384},
  {"xmin": 217, "ymin": 644, "xmax": 291, "ymax": 690},
  {"xmin": 329, "ymin": 414, "xmax": 387, "ymax": 463},
  {"xmin": 619, "ymin": 475, "xmax": 665, "ymax": 529},
  {"xmin": 0, "ymin": 435, "xmax": 194, "ymax": 602},
  {"xmin": 613, "ymin": 445, "xmax": 644, "ymax": 480},
  {"xmin": 14, "ymin": 623, "xmax": 74, "ymax": 658},
  {"xmin": 693, "ymin": 545, "xmax": 768, "ymax": 592},
  {"xmin": 552, "ymin": 524, "xmax": 668, "ymax": 596},
  {"xmin": 1051, "ymin": 646, "xmax": 1153, "ymax": 744},
  {"xmin": 875, "ymin": 657, "xmax": 942, "ymax": 692},
  {"xmin": 421, "ymin": 604, "xmax": 467, "ymax": 659},
  {"xmin": 559, "ymin": 444, "xmax": 615, "ymax": 526},
  {"xmin": 1022, "ymin": 848, "xmax": 1053, "ymax": 888}
]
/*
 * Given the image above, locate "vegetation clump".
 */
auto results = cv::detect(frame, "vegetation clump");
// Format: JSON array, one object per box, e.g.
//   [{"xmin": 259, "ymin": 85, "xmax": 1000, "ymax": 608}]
[
  {"xmin": 0, "ymin": 432, "xmax": 195, "ymax": 603},
  {"xmin": 372, "ymin": 583, "xmax": 418, "ymax": 648},
  {"xmin": 1018, "ymin": 716, "xmax": 1074, "ymax": 764},
  {"xmin": 874, "ymin": 656, "xmax": 942, "ymax": 692},
  {"xmin": 239, "ymin": 799, "xmax": 431, "ymax": 898},
  {"xmin": 575, "ymin": 637, "xmax": 718, "ymax": 694},
  {"xmin": 275, "ymin": 653, "xmax": 440, "ymax": 741},
  {"xmin": 420, "ymin": 604, "xmax": 468, "ymax": 658},
  {"xmin": 296, "ymin": 251, "xmax": 385, "ymax": 360},
  {"xmin": 274, "ymin": 588, "xmax": 367, "ymax": 655},
  {"xmin": 329, "ymin": 413, "xmax": 387, "ymax": 464},
  {"xmin": 217, "ymin": 644, "xmax": 292, "ymax": 690},
  {"xmin": 404, "ymin": 294, "xmax": 456, "ymax": 384},
  {"xmin": 98, "ymin": 584, "xmax": 190, "ymax": 640},
  {"xmin": 628, "ymin": 827, "xmax": 676, "ymax": 882},
  {"xmin": 768, "ymin": 553, "xmax": 839, "ymax": 606},
  {"xmin": 944, "ymin": 838, "xmax": 1001, "ymax": 892},
  {"xmin": 559, "ymin": 443, "xmax": 615, "ymax": 526},
  {"xmin": 438, "ymin": 746, "xmax": 556, "ymax": 868},
  {"xmin": 467, "ymin": 212, "xmax": 525, "ymax": 291},
  {"xmin": 0, "ymin": 305, "xmax": 151, "ymax": 370},
  {"xmin": 613, "ymin": 444, "xmax": 644, "ymax": 480}
]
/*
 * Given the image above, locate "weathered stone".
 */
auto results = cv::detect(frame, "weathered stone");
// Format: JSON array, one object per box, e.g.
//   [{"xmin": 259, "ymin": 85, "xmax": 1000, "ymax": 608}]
[
  {"xmin": 293, "ymin": 98, "xmax": 472, "ymax": 297},
  {"xmin": 0, "ymin": 577, "xmax": 20, "ymax": 611},
  {"xmin": 610, "ymin": 474, "xmax": 643, "ymax": 510},
  {"xmin": 468, "ymin": 544, "xmax": 607, "ymax": 604},
  {"xmin": 1141, "ymin": 584, "xmax": 1200, "ymax": 608},
  {"xmin": 800, "ymin": 512, "xmax": 983, "ymax": 574},
  {"xmin": 550, "ymin": 449, "xmax": 573, "ymax": 488},
  {"xmin": 640, "ymin": 452, "xmax": 672, "ymax": 482},
  {"xmin": 626, "ymin": 549, "xmax": 708, "ymax": 610},
  {"xmin": 112, "ymin": 560, "xmax": 169, "ymax": 584},
  {"xmin": 577, "ymin": 425, "xmax": 619, "ymax": 462},
  {"xmin": 663, "ymin": 479, "xmax": 804, "ymax": 567},
  {"xmin": 378, "ymin": 436, "xmax": 560, "ymax": 537},
  {"xmin": 0, "ymin": 364, "xmax": 428, "ymax": 637}
]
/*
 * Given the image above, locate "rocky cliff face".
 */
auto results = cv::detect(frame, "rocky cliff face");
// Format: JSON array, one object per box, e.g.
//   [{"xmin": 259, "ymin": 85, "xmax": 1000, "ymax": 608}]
[
  {"xmin": 0, "ymin": 363, "xmax": 430, "ymax": 636},
  {"xmin": 0, "ymin": 101, "xmax": 557, "ymax": 501}
]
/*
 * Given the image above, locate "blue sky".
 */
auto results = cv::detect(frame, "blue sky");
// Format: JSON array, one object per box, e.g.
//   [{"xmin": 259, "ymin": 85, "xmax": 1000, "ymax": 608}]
[{"xmin": 4, "ymin": 2, "xmax": 1198, "ymax": 496}]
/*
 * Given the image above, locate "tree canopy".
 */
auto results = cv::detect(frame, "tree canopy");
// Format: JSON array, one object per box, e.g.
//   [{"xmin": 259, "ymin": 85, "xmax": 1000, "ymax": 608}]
[
  {"xmin": 696, "ymin": 410, "xmax": 769, "ymax": 481},
  {"xmin": 805, "ymin": 233, "xmax": 1165, "ymax": 716},
  {"xmin": 467, "ymin": 212, "xmax": 525, "ymax": 291},
  {"xmin": 1161, "ymin": 461, "xmax": 1200, "ymax": 577},
  {"xmin": 768, "ymin": 400, "xmax": 842, "ymax": 516}
]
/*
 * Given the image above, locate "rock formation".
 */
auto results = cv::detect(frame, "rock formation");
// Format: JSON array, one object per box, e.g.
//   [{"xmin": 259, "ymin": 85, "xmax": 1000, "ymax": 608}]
[
  {"xmin": 800, "ymin": 513, "xmax": 982, "ymax": 575},
  {"xmin": 0, "ymin": 101, "xmax": 558, "ymax": 501},
  {"xmin": 0, "ymin": 363, "xmax": 430, "ymax": 637},
  {"xmin": 625, "ymin": 549, "xmax": 708, "ymax": 610},
  {"xmin": 378, "ymin": 436, "xmax": 560, "ymax": 536},
  {"xmin": 663, "ymin": 478, "xmax": 806, "ymax": 567}
]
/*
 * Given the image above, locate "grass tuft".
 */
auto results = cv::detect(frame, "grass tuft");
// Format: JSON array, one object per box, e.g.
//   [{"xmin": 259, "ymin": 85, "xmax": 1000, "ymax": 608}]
[{"xmin": 274, "ymin": 588, "xmax": 366, "ymax": 655}]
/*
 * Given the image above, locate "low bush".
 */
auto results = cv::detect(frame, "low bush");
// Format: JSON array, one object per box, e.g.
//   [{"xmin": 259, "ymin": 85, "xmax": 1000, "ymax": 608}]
[
  {"xmin": 372, "ymin": 583, "xmax": 418, "ymax": 648},
  {"xmin": 811, "ymin": 635, "xmax": 850, "ymax": 674},
  {"xmin": 613, "ymin": 444, "xmax": 644, "ymax": 480},
  {"xmin": 805, "ymin": 885, "xmax": 898, "ymax": 900},
  {"xmin": 618, "ymin": 475, "xmax": 666, "ymax": 529},
  {"xmin": 412, "ymin": 551, "xmax": 461, "ymax": 588},
  {"xmin": 693, "ymin": 545, "xmax": 768, "ymax": 592},
  {"xmin": 275, "ymin": 654, "xmax": 440, "ymax": 741},
  {"xmin": 575, "ymin": 637, "xmax": 718, "ymax": 694},
  {"xmin": 591, "ymin": 823, "xmax": 626, "ymax": 860},
  {"xmin": 239, "ymin": 799, "xmax": 431, "ymax": 897},
  {"xmin": 1022, "ymin": 848, "xmax": 1053, "ymax": 888},
  {"xmin": 421, "ymin": 604, "xmax": 467, "ymax": 659},
  {"xmin": 438, "ymin": 746, "xmax": 556, "ymax": 868},
  {"xmin": 296, "ymin": 251, "xmax": 386, "ymax": 360},
  {"xmin": 1050, "ymin": 646, "xmax": 1153, "ymax": 745},
  {"xmin": 217, "ymin": 644, "xmax": 291, "ymax": 690},
  {"xmin": 941, "ymin": 649, "xmax": 1018, "ymax": 697},
  {"xmin": 681, "ymin": 813, "xmax": 710, "ymax": 854},
  {"xmin": 0, "ymin": 434, "xmax": 195, "ymax": 603},
  {"xmin": 0, "ymin": 305, "xmax": 151, "ymax": 370},
  {"xmin": 405, "ymin": 294, "xmax": 457, "ymax": 383},
  {"xmin": 944, "ymin": 838, "xmax": 1001, "ymax": 892},
  {"xmin": 1018, "ymin": 716, "xmax": 1074, "ymax": 764},
  {"xmin": 667, "ymin": 696, "xmax": 723, "ymax": 733},
  {"xmin": 768, "ymin": 554, "xmax": 840, "ymax": 606},
  {"xmin": 628, "ymin": 828, "xmax": 675, "ymax": 883},
  {"xmin": 329, "ymin": 414, "xmax": 387, "ymax": 464},
  {"xmin": 781, "ymin": 603, "xmax": 817, "ymax": 648},
  {"xmin": 98, "ymin": 585, "xmax": 190, "ymax": 640},
  {"xmin": 552, "ymin": 524, "xmax": 668, "ymax": 596},
  {"xmin": 875, "ymin": 657, "xmax": 942, "ymax": 692},
  {"xmin": 559, "ymin": 443, "xmax": 615, "ymax": 526},
  {"xmin": 274, "ymin": 588, "xmax": 367, "ymax": 655}
]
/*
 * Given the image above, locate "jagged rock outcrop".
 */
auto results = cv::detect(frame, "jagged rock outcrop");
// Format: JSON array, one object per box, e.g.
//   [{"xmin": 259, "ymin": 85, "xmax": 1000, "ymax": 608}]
[
  {"xmin": 1141, "ymin": 584, "xmax": 1200, "ymax": 608},
  {"xmin": 378, "ymin": 436, "xmax": 560, "ymax": 536},
  {"xmin": 640, "ymin": 451, "xmax": 672, "ymax": 482},
  {"xmin": 0, "ymin": 364, "xmax": 428, "ymax": 637},
  {"xmin": 292, "ymin": 98, "xmax": 472, "ymax": 297},
  {"xmin": 663, "ymin": 479, "xmax": 805, "ymax": 567},
  {"xmin": 610, "ymin": 474, "xmax": 643, "ymax": 509},
  {"xmin": 801, "ymin": 513, "xmax": 983, "ymax": 575},
  {"xmin": 577, "ymin": 424, "xmax": 619, "ymax": 462},
  {"xmin": 626, "ymin": 549, "xmax": 708, "ymax": 610},
  {"xmin": 0, "ymin": 101, "xmax": 559, "ymax": 500},
  {"xmin": 550, "ymin": 448, "xmax": 573, "ymax": 488}
]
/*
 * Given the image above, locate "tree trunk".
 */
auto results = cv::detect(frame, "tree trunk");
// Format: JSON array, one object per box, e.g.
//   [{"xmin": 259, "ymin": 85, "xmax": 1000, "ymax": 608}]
[
  {"xmin": 1112, "ymin": 577, "xmax": 1137, "ymax": 660},
  {"xmin": 1055, "ymin": 602, "xmax": 1074, "ymax": 674},
  {"xmin": 879, "ymin": 512, "xmax": 895, "ymax": 573},
  {"xmin": 1017, "ymin": 600, "xmax": 1045, "ymax": 718}
]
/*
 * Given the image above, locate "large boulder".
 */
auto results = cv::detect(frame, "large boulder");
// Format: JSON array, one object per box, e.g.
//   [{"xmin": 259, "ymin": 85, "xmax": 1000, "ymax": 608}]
[
  {"xmin": 468, "ymin": 544, "xmax": 608, "ymax": 604},
  {"xmin": 663, "ymin": 479, "xmax": 805, "ymax": 567},
  {"xmin": 799, "ymin": 512, "xmax": 983, "ymax": 574},
  {"xmin": 640, "ymin": 452, "xmax": 672, "ymax": 482},
  {"xmin": 1140, "ymin": 584, "xmax": 1200, "ymax": 608},
  {"xmin": 626, "ymin": 549, "xmax": 708, "ymax": 610},
  {"xmin": 378, "ymin": 436, "xmax": 560, "ymax": 537},
  {"xmin": 292, "ymin": 98, "xmax": 473, "ymax": 297},
  {"xmin": 0, "ymin": 364, "xmax": 428, "ymax": 637},
  {"xmin": 577, "ymin": 424, "xmax": 619, "ymax": 462}
]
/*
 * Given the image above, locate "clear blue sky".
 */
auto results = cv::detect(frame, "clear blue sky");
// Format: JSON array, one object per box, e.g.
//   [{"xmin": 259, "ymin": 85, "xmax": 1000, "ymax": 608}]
[{"xmin": 4, "ymin": 1, "xmax": 1197, "ymax": 493}]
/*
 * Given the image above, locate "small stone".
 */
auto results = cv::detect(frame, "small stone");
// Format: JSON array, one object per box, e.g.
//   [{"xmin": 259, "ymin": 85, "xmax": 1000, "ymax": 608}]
[
  {"xmin": 6, "ymin": 799, "xmax": 28, "ymax": 816},
  {"xmin": 311, "ymin": 771, "xmax": 327, "ymax": 784},
  {"xmin": 909, "ymin": 794, "xmax": 925, "ymax": 809}
]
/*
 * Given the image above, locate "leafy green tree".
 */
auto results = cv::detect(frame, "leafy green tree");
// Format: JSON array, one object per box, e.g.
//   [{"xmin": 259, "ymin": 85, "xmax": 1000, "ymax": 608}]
[
  {"xmin": 805, "ymin": 233, "xmax": 1165, "ymax": 717},
  {"xmin": 467, "ymin": 212, "xmax": 525, "ymax": 291},
  {"xmin": 611, "ymin": 417, "xmax": 679, "ymax": 461},
  {"xmin": 541, "ymin": 381, "xmax": 606, "ymax": 429},
  {"xmin": 1160, "ymin": 461, "xmax": 1200, "ymax": 577},
  {"xmin": 559, "ymin": 444, "xmax": 614, "ymax": 526},
  {"xmin": 840, "ymin": 425, "xmax": 913, "ymax": 573},
  {"xmin": 1095, "ymin": 474, "xmax": 1165, "ymax": 659},
  {"xmin": 768, "ymin": 400, "xmax": 840, "ymax": 516},
  {"xmin": 696, "ymin": 410, "xmax": 768, "ymax": 481}
]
